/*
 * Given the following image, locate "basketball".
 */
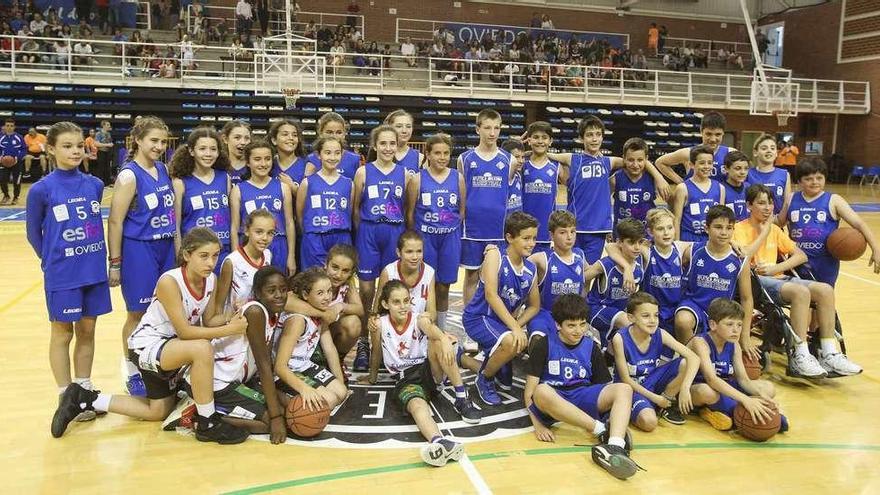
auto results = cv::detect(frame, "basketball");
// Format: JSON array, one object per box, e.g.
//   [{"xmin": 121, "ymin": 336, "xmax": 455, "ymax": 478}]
[
  {"xmin": 0, "ymin": 155, "xmax": 15, "ymax": 168},
  {"xmin": 826, "ymin": 228, "xmax": 867, "ymax": 261},
  {"xmin": 734, "ymin": 403, "xmax": 781, "ymax": 442},
  {"xmin": 743, "ymin": 355, "xmax": 762, "ymax": 380},
  {"xmin": 285, "ymin": 395, "xmax": 330, "ymax": 438}
]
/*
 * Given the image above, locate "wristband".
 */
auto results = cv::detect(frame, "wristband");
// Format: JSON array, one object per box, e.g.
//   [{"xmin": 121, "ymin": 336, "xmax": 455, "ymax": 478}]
[{"xmin": 109, "ymin": 256, "xmax": 121, "ymax": 264}]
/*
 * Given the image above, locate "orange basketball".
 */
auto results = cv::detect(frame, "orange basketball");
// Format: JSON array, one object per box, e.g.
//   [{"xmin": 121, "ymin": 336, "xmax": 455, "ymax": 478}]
[
  {"xmin": 826, "ymin": 228, "xmax": 867, "ymax": 261},
  {"xmin": 743, "ymin": 355, "xmax": 762, "ymax": 380},
  {"xmin": 733, "ymin": 403, "xmax": 781, "ymax": 442},
  {"xmin": 0, "ymin": 156, "xmax": 15, "ymax": 168},
  {"xmin": 285, "ymin": 395, "xmax": 330, "ymax": 438}
]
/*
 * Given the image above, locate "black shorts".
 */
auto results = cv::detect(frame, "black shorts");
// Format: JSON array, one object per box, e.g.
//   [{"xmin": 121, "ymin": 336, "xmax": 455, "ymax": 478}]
[
  {"xmin": 127, "ymin": 347, "xmax": 180, "ymax": 400},
  {"xmin": 393, "ymin": 361, "xmax": 437, "ymax": 411},
  {"xmin": 187, "ymin": 381, "xmax": 267, "ymax": 420},
  {"xmin": 276, "ymin": 363, "xmax": 336, "ymax": 395}
]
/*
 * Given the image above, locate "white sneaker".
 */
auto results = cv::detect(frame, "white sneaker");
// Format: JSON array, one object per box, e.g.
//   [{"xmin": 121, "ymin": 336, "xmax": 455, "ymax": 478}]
[
  {"xmin": 463, "ymin": 336, "xmax": 479, "ymax": 353},
  {"xmin": 819, "ymin": 351, "xmax": 863, "ymax": 376},
  {"xmin": 788, "ymin": 351, "xmax": 828, "ymax": 379},
  {"xmin": 162, "ymin": 395, "xmax": 196, "ymax": 431}
]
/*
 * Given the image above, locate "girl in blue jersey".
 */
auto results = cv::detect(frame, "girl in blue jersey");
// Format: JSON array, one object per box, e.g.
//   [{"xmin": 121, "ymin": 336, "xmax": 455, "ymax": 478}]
[
  {"xmin": 520, "ymin": 121, "xmax": 559, "ymax": 255},
  {"xmin": 268, "ymin": 118, "xmax": 308, "ymax": 191},
  {"xmin": 108, "ymin": 116, "xmax": 177, "ymax": 397},
  {"xmin": 749, "ymin": 133, "xmax": 791, "ymax": 224},
  {"xmin": 610, "ymin": 138, "xmax": 657, "ymax": 228},
  {"xmin": 221, "ymin": 120, "xmax": 252, "ymax": 186},
  {"xmin": 230, "ymin": 140, "xmax": 296, "ymax": 276},
  {"xmin": 721, "ymin": 150, "xmax": 750, "ymax": 222},
  {"xmin": 27, "ymin": 122, "xmax": 111, "ymax": 418},
  {"xmin": 788, "ymin": 157, "xmax": 880, "ymax": 286},
  {"xmin": 611, "ymin": 292, "xmax": 699, "ymax": 431},
  {"xmin": 671, "ymin": 144, "xmax": 725, "ymax": 241},
  {"xmin": 51, "ymin": 228, "xmax": 251, "ymax": 443},
  {"xmin": 170, "ymin": 127, "xmax": 232, "ymax": 275},
  {"xmin": 296, "ymin": 136, "xmax": 354, "ymax": 269},
  {"xmin": 405, "ymin": 133, "xmax": 465, "ymax": 333},
  {"xmin": 305, "ymin": 112, "xmax": 362, "ymax": 181},
  {"xmin": 385, "ymin": 109, "xmax": 423, "ymax": 175}
]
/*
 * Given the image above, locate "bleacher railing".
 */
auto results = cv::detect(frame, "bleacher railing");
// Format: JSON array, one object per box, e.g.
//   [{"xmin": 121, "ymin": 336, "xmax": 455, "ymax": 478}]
[
  {"xmin": 137, "ymin": 1, "xmax": 152, "ymax": 32},
  {"xmin": 0, "ymin": 34, "xmax": 869, "ymax": 115},
  {"xmin": 185, "ymin": 5, "xmax": 365, "ymax": 39},
  {"xmin": 664, "ymin": 36, "xmax": 753, "ymax": 63}
]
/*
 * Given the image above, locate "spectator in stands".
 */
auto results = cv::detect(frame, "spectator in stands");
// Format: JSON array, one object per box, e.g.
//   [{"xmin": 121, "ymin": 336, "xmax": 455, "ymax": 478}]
[
  {"xmin": 348, "ymin": 26, "xmax": 363, "ymax": 47},
  {"xmin": 717, "ymin": 46, "xmax": 728, "ymax": 66},
  {"xmin": 658, "ymin": 25, "xmax": 668, "ymax": 52},
  {"xmin": 94, "ymin": 121, "xmax": 114, "ymax": 186},
  {"xmin": 210, "ymin": 19, "xmax": 230, "ymax": 44},
  {"xmin": 316, "ymin": 24, "xmax": 333, "ymax": 51},
  {"xmin": 756, "ymin": 29, "xmax": 769, "ymax": 63},
  {"xmin": 45, "ymin": 11, "xmax": 63, "ymax": 36},
  {"xmin": 328, "ymin": 39, "xmax": 344, "ymax": 73},
  {"xmin": 303, "ymin": 20, "xmax": 316, "ymax": 39},
  {"xmin": 530, "ymin": 12, "xmax": 542, "ymax": 29},
  {"xmin": 94, "ymin": 0, "xmax": 109, "ymax": 34},
  {"xmin": 540, "ymin": 14, "xmax": 554, "ymax": 30},
  {"xmin": 180, "ymin": 34, "xmax": 196, "ymax": 73},
  {"xmin": 29, "ymin": 12, "xmax": 46, "ymax": 34},
  {"xmin": 159, "ymin": 55, "xmax": 176, "ymax": 78},
  {"xmin": 18, "ymin": 36, "xmax": 40, "ymax": 66},
  {"xmin": 693, "ymin": 46, "xmax": 708, "ymax": 68},
  {"xmin": 50, "ymin": 38, "xmax": 70, "ymax": 69},
  {"xmin": 648, "ymin": 22, "xmax": 659, "ymax": 56},
  {"xmin": 236, "ymin": 0, "xmax": 254, "ymax": 35},
  {"xmin": 108, "ymin": 0, "xmax": 124, "ymax": 34},
  {"xmin": 776, "ymin": 139, "xmax": 799, "ymax": 169},
  {"xmin": 400, "ymin": 37, "xmax": 416, "ymax": 67},
  {"xmin": 23, "ymin": 127, "xmax": 47, "ymax": 179},
  {"xmin": 346, "ymin": 0, "xmax": 360, "ymax": 28},
  {"xmin": 381, "ymin": 43, "xmax": 393, "ymax": 70},
  {"xmin": 73, "ymin": 36, "xmax": 97, "ymax": 67},
  {"xmin": 729, "ymin": 51, "xmax": 744, "ymax": 70},
  {"xmin": 75, "ymin": 0, "xmax": 92, "ymax": 25},
  {"xmin": 112, "ymin": 28, "xmax": 128, "ymax": 56},
  {"xmin": 366, "ymin": 40, "xmax": 381, "ymax": 76},
  {"xmin": 255, "ymin": 0, "xmax": 270, "ymax": 35},
  {"xmin": 83, "ymin": 128, "xmax": 98, "ymax": 173}
]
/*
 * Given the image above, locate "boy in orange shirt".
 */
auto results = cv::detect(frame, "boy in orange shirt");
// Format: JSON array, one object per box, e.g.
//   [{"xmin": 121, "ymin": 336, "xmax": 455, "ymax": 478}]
[
  {"xmin": 83, "ymin": 128, "xmax": 98, "ymax": 173},
  {"xmin": 23, "ymin": 127, "xmax": 47, "ymax": 179},
  {"xmin": 733, "ymin": 184, "xmax": 861, "ymax": 378}
]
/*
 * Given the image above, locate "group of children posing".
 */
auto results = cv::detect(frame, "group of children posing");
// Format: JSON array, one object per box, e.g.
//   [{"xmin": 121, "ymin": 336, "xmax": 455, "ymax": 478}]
[{"xmin": 28, "ymin": 106, "xmax": 879, "ymax": 480}]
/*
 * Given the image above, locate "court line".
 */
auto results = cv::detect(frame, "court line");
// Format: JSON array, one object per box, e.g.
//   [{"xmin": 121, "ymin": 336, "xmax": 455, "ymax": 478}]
[
  {"xmin": 0, "ymin": 279, "xmax": 42, "ymax": 314},
  {"xmin": 221, "ymin": 441, "xmax": 880, "ymax": 494},
  {"xmin": 839, "ymin": 270, "xmax": 880, "ymax": 287}
]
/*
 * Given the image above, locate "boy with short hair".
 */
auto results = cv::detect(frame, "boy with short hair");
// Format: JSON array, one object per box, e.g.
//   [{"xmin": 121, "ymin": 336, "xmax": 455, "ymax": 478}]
[
  {"xmin": 735, "ymin": 183, "xmax": 861, "ymax": 378},
  {"xmin": 521, "ymin": 121, "xmax": 559, "ymax": 255},
  {"xmin": 674, "ymin": 205, "xmax": 753, "ymax": 343},
  {"xmin": 788, "ymin": 157, "xmax": 880, "ymax": 287},
  {"xmin": 524, "ymin": 294, "xmax": 641, "ymax": 480},
  {"xmin": 749, "ymin": 133, "xmax": 791, "ymax": 225},
  {"xmin": 688, "ymin": 298, "xmax": 784, "ymax": 432},
  {"xmin": 655, "ymin": 110, "xmax": 735, "ymax": 184},
  {"xmin": 501, "ymin": 139, "xmax": 525, "ymax": 216},
  {"xmin": 610, "ymin": 137, "xmax": 657, "ymax": 227},
  {"xmin": 462, "ymin": 211, "xmax": 541, "ymax": 406},
  {"xmin": 543, "ymin": 116, "xmax": 669, "ymax": 264},
  {"xmin": 611, "ymin": 292, "xmax": 700, "ymax": 430},
  {"xmin": 671, "ymin": 144, "xmax": 724, "ymax": 241},
  {"xmin": 0, "ymin": 118, "xmax": 26, "ymax": 205},
  {"xmin": 458, "ymin": 109, "xmax": 515, "ymax": 306},
  {"xmin": 721, "ymin": 150, "xmax": 751, "ymax": 221}
]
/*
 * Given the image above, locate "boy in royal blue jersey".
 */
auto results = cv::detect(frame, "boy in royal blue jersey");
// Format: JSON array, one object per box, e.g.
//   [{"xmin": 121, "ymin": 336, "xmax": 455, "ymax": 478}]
[
  {"xmin": 520, "ymin": 121, "xmax": 559, "ymax": 255},
  {"xmin": 721, "ymin": 150, "xmax": 751, "ymax": 222},
  {"xmin": 671, "ymin": 145, "xmax": 724, "ymax": 242},
  {"xmin": 0, "ymin": 118, "xmax": 26, "ymax": 204},
  {"xmin": 749, "ymin": 133, "xmax": 791, "ymax": 225},
  {"xmin": 655, "ymin": 111, "xmax": 737, "ymax": 185},
  {"xmin": 610, "ymin": 137, "xmax": 657, "ymax": 228}
]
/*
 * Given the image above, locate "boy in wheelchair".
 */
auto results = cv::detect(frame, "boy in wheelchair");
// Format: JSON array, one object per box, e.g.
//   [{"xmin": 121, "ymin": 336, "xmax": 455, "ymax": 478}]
[{"xmin": 733, "ymin": 184, "xmax": 861, "ymax": 379}]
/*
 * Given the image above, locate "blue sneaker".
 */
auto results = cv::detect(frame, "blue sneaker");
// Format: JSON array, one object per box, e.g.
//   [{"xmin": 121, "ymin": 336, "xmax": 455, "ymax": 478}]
[
  {"xmin": 455, "ymin": 345, "xmax": 466, "ymax": 368},
  {"xmin": 353, "ymin": 339, "xmax": 370, "ymax": 372},
  {"xmin": 476, "ymin": 373, "xmax": 501, "ymax": 406},
  {"xmin": 495, "ymin": 362, "xmax": 513, "ymax": 391},
  {"xmin": 126, "ymin": 373, "xmax": 146, "ymax": 397},
  {"xmin": 779, "ymin": 414, "xmax": 789, "ymax": 433}
]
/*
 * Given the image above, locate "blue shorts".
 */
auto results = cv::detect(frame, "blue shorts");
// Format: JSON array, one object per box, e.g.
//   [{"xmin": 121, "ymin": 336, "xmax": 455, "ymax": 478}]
[
  {"xmin": 675, "ymin": 299, "xmax": 708, "ymax": 335},
  {"xmin": 300, "ymin": 230, "xmax": 352, "ymax": 270},
  {"xmin": 757, "ymin": 275, "xmax": 813, "ymax": 305},
  {"xmin": 527, "ymin": 308, "xmax": 556, "ymax": 339},
  {"xmin": 462, "ymin": 312, "xmax": 511, "ymax": 357},
  {"xmin": 356, "ymin": 221, "xmax": 405, "ymax": 281},
  {"xmin": 694, "ymin": 378, "xmax": 743, "ymax": 417},
  {"xmin": 422, "ymin": 230, "xmax": 461, "ymax": 284},
  {"xmin": 461, "ymin": 239, "xmax": 504, "ymax": 270},
  {"xmin": 575, "ymin": 233, "xmax": 607, "ymax": 264},
  {"xmin": 589, "ymin": 304, "xmax": 626, "ymax": 347},
  {"xmin": 529, "ymin": 383, "xmax": 608, "ymax": 426},
  {"xmin": 121, "ymin": 237, "xmax": 176, "ymax": 312},
  {"xmin": 214, "ymin": 243, "xmax": 231, "ymax": 276},
  {"xmin": 797, "ymin": 255, "xmax": 840, "ymax": 287},
  {"xmin": 680, "ymin": 230, "xmax": 708, "ymax": 242},
  {"xmin": 46, "ymin": 281, "xmax": 112, "ymax": 322},
  {"xmin": 630, "ymin": 358, "xmax": 683, "ymax": 420},
  {"xmin": 268, "ymin": 234, "xmax": 289, "ymax": 275}
]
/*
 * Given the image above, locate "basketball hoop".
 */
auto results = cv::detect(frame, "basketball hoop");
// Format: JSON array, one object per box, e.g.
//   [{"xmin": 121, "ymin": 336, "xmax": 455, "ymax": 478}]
[
  {"xmin": 282, "ymin": 87, "xmax": 301, "ymax": 109},
  {"xmin": 773, "ymin": 110, "xmax": 790, "ymax": 128}
]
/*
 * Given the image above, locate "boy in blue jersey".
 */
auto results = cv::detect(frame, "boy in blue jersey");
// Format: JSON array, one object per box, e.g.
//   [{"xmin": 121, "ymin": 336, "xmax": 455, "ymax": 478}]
[
  {"xmin": 458, "ymin": 109, "xmax": 515, "ymax": 306},
  {"xmin": 688, "ymin": 298, "xmax": 784, "ymax": 432},
  {"xmin": 585, "ymin": 218, "xmax": 646, "ymax": 348},
  {"xmin": 655, "ymin": 111, "xmax": 736, "ymax": 185},
  {"xmin": 0, "ymin": 118, "xmax": 27, "ymax": 204},
  {"xmin": 520, "ymin": 121, "xmax": 559, "ymax": 255},
  {"xmin": 671, "ymin": 144, "xmax": 724, "ymax": 241},
  {"xmin": 501, "ymin": 139, "xmax": 525, "ymax": 216},
  {"xmin": 750, "ymin": 133, "xmax": 791, "ymax": 225},
  {"xmin": 721, "ymin": 150, "xmax": 750, "ymax": 222},
  {"xmin": 787, "ymin": 157, "xmax": 880, "ymax": 287},
  {"xmin": 524, "ymin": 294, "xmax": 641, "ymax": 480},
  {"xmin": 610, "ymin": 137, "xmax": 657, "ymax": 228},
  {"xmin": 735, "ymin": 184, "xmax": 861, "ymax": 377},
  {"xmin": 544, "ymin": 116, "xmax": 669, "ymax": 264},
  {"xmin": 461, "ymin": 212, "xmax": 541, "ymax": 406},
  {"xmin": 611, "ymin": 292, "xmax": 699, "ymax": 430},
  {"xmin": 674, "ymin": 205, "xmax": 753, "ymax": 344}
]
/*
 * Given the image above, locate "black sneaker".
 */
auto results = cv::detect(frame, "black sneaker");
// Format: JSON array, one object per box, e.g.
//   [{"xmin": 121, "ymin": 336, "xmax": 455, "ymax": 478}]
[
  {"xmin": 591, "ymin": 443, "xmax": 641, "ymax": 480},
  {"xmin": 51, "ymin": 384, "xmax": 98, "ymax": 438},
  {"xmin": 454, "ymin": 398, "xmax": 482, "ymax": 424},
  {"xmin": 598, "ymin": 428, "xmax": 633, "ymax": 453},
  {"xmin": 660, "ymin": 401, "xmax": 686, "ymax": 425},
  {"xmin": 195, "ymin": 413, "xmax": 249, "ymax": 444}
]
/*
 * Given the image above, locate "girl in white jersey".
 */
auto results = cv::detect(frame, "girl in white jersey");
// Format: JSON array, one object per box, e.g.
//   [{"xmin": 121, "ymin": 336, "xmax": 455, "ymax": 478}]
[
  {"xmin": 51, "ymin": 228, "xmax": 250, "ymax": 444},
  {"xmin": 372, "ymin": 230, "xmax": 437, "ymax": 318},
  {"xmin": 366, "ymin": 281, "xmax": 481, "ymax": 467},
  {"xmin": 275, "ymin": 268, "xmax": 349, "ymax": 412},
  {"xmin": 215, "ymin": 209, "xmax": 275, "ymax": 312}
]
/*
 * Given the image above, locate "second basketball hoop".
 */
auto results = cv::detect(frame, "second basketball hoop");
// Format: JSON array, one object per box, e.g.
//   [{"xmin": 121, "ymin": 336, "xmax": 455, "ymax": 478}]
[{"xmin": 283, "ymin": 87, "xmax": 302, "ymax": 109}]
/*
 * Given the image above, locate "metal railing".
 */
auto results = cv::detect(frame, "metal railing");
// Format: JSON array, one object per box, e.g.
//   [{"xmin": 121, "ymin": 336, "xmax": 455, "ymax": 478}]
[
  {"xmin": 137, "ymin": 1, "xmax": 152, "ymax": 31},
  {"xmin": 664, "ymin": 36, "xmax": 753, "ymax": 63},
  {"xmin": 185, "ymin": 5, "xmax": 365, "ymax": 39},
  {"xmin": 0, "ymin": 34, "xmax": 869, "ymax": 115}
]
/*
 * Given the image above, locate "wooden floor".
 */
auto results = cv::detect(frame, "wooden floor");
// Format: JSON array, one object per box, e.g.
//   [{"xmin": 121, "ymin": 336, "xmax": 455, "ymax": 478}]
[{"xmin": 3, "ymin": 184, "xmax": 880, "ymax": 494}]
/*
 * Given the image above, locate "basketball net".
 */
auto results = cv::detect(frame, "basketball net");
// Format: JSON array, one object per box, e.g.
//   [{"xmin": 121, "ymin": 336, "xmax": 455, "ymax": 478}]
[
  {"xmin": 773, "ymin": 110, "xmax": 790, "ymax": 128},
  {"xmin": 283, "ymin": 87, "xmax": 301, "ymax": 109}
]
